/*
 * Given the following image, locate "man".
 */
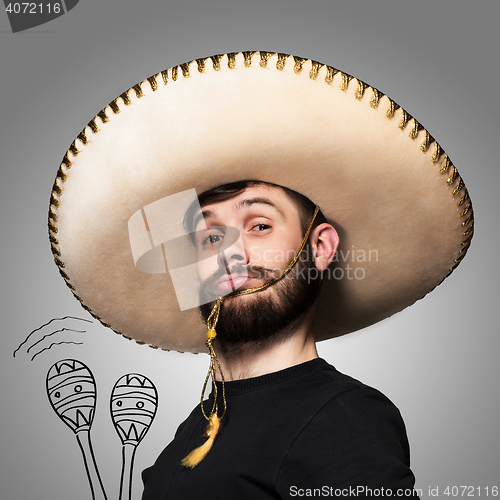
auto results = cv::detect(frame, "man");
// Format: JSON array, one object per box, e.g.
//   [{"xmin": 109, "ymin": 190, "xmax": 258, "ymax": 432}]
[
  {"xmin": 141, "ymin": 180, "xmax": 419, "ymax": 498},
  {"xmin": 49, "ymin": 52, "xmax": 472, "ymax": 499}
]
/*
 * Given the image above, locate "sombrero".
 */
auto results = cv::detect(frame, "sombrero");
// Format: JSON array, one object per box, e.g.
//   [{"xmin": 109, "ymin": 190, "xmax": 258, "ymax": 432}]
[{"xmin": 49, "ymin": 51, "xmax": 473, "ymax": 354}]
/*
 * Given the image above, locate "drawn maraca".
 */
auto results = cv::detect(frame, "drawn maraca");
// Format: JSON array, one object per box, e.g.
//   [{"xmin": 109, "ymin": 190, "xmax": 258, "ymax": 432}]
[
  {"xmin": 46, "ymin": 359, "xmax": 108, "ymax": 500},
  {"xmin": 110, "ymin": 373, "xmax": 158, "ymax": 500}
]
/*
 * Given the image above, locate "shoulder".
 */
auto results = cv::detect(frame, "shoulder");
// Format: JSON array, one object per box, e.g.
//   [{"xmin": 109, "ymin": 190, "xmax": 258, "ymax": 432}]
[
  {"xmin": 276, "ymin": 361, "xmax": 417, "ymax": 493},
  {"xmin": 308, "ymin": 361, "xmax": 403, "ymax": 414},
  {"xmin": 301, "ymin": 362, "xmax": 411, "ymax": 458},
  {"xmin": 311, "ymin": 361, "xmax": 411, "ymax": 460},
  {"xmin": 312, "ymin": 384, "xmax": 411, "ymax": 459}
]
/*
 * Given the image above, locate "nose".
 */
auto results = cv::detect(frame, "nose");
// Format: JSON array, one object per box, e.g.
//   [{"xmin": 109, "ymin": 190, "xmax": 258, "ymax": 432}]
[{"xmin": 217, "ymin": 236, "xmax": 248, "ymax": 270}]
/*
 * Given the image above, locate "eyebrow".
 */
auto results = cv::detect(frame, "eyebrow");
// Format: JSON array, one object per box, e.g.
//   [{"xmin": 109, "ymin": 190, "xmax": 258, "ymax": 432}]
[{"xmin": 192, "ymin": 197, "xmax": 286, "ymax": 231}]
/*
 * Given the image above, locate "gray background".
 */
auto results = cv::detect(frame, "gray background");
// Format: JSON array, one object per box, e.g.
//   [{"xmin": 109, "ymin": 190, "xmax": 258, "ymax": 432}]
[{"xmin": 1, "ymin": 1, "xmax": 498, "ymax": 499}]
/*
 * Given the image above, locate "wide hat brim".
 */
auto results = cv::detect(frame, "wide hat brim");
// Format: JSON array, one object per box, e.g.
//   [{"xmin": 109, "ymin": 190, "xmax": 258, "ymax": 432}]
[{"xmin": 50, "ymin": 52, "xmax": 473, "ymax": 353}]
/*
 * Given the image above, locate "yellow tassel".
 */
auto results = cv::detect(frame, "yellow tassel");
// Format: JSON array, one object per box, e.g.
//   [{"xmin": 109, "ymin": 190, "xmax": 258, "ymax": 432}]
[
  {"xmin": 181, "ymin": 299, "xmax": 226, "ymax": 468},
  {"xmin": 181, "ymin": 413, "xmax": 221, "ymax": 468}
]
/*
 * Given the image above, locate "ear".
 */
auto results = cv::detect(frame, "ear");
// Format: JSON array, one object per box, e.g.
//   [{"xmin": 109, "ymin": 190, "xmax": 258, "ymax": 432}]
[{"xmin": 310, "ymin": 223, "xmax": 339, "ymax": 271}]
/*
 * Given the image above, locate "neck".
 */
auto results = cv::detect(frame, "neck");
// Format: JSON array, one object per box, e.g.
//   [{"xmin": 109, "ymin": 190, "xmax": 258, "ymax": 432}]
[{"xmin": 214, "ymin": 307, "xmax": 318, "ymax": 381}]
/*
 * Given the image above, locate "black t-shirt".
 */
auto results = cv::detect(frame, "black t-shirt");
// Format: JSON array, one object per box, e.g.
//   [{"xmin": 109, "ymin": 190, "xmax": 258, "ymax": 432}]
[{"xmin": 142, "ymin": 358, "xmax": 419, "ymax": 499}]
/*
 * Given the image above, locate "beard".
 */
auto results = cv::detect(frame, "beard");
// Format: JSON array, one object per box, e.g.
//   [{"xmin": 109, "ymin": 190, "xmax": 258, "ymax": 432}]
[{"xmin": 198, "ymin": 247, "xmax": 322, "ymax": 354}]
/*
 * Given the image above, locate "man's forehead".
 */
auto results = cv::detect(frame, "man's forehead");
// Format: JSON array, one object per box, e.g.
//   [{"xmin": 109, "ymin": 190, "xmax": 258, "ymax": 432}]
[{"xmin": 194, "ymin": 184, "xmax": 297, "ymax": 222}]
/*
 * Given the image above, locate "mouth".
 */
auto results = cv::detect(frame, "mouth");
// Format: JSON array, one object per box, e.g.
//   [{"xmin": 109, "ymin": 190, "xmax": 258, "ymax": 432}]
[
  {"xmin": 216, "ymin": 274, "xmax": 253, "ymax": 294},
  {"xmin": 208, "ymin": 265, "xmax": 278, "ymax": 296}
]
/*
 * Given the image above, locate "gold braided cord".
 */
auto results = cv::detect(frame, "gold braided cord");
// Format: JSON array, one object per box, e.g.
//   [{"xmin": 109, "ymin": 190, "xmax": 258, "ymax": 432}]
[
  {"xmin": 97, "ymin": 109, "xmax": 109, "ymax": 124},
  {"xmin": 197, "ymin": 206, "xmax": 320, "ymax": 426},
  {"xmin": 225, "ymin": 206, "xmax": 320, "ymax": 299},
  {"xmin": 196, "ymin": 58, "xmax": 207, "ymax": 73},
  {"xmin": 227, "ymin": 53, "xmax": 237, "ymax": 69},
  {"xmin": 132, "ymin": 84, "xmax": 144, "ymax": 99},
  {"xmin": 147, "ymin": 75, "xmax": 158, "ymax": 92},
  {"xmin": 355, "ymin": 80, "xmax": 369, "ymax": 100},
  {"xmin": 211, "ymin": 54, "xmax": 223, "ymax": 71},
  {"xmin": 199, "ymin": 343, "xmax": 218, "ymax": 418},
  {"xmin": 200, "ymin": 297, "xmax": 227, "ymax": 421},
  {"xmin": 48, "ymin": 52, "xmax": 473, "ymax": 351},
  {"xmin": 276, "ymin": 53, "xmax": 289, "ymax": 71},
  {"xmin": 200, "ymin": 337, "xmax": 227, "ymax": 420},
  {"xmin": 420, "ymin": 131, "xmax": 433, "ymax": 152},
  {"xmin": 206, "ymin": 296, "xmax": 223, "ymax": 327}
]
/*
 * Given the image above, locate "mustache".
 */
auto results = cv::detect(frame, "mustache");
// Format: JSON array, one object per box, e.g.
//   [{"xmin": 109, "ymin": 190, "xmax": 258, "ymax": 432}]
[{"xmin": 202, "ymin": 263, "xmax": 279, "ymax": 289}]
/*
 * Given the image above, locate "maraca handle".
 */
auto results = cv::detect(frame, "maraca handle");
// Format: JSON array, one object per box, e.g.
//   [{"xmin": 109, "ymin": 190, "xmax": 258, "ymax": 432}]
[
  {"xmin": 76, "ymin": 430, "xmax": 108, "ymax": 500},
  {"xmin": 119, "ymin": 443, "xmax": 137, "ymax": 500}
]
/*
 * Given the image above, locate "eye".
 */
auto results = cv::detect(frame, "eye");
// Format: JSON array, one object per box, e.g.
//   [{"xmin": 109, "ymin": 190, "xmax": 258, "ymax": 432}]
[
  {"xmin": 74, "ymin": 385, "xmax": 83, "ymax": 393},
  {"xmin": 203, "ymin": 234, "xmax": 223, "ymax": 246},
  {"xmin": 252, "ymin": 223, "xmax": 271, "ymax": 232},
  {"xmin": 199, "ymin": 229, "xmax": 225, "ymax": 249}
]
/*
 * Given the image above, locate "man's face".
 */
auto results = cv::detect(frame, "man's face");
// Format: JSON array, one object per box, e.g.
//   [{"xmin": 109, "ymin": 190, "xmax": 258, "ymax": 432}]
[
  {"xmin": 193, "ymin": 184, "xmax": 322, "ymax": 352},
  {"xmin": 193, "ymin": 185, "xmax": 304, "ymax": 296}
]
